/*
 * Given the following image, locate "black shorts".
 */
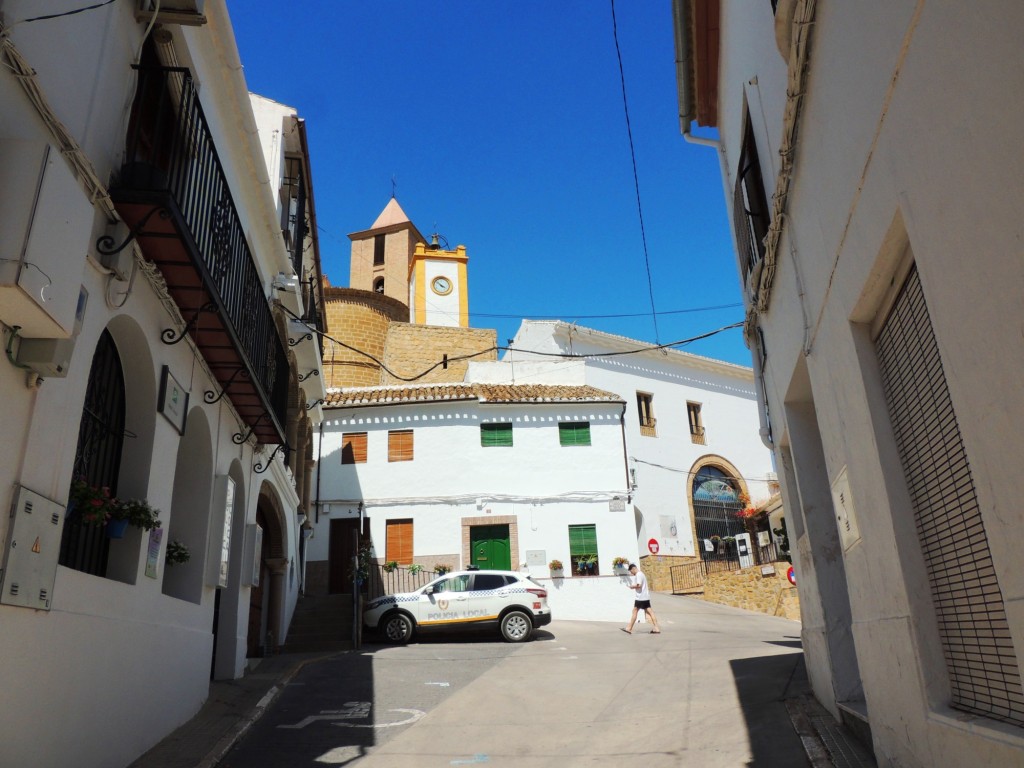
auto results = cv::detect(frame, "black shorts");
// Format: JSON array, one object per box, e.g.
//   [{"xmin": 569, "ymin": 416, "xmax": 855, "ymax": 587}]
[{"xmin": 634, "ymin": 600, "xmax": 652, "ymax": 610}]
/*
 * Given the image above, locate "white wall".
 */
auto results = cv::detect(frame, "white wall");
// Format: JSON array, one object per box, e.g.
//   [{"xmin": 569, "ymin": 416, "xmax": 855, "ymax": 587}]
[
  {"xmin": 0, "ymin": 4, "xmax": 305, "ymax": 765},
  {"xmin": 710, "ymin": 1, "xmax": 1024, "ymax": 764},
  {"xmin": 508, "ymin": 322, "xmax": 776, "ymax": 557},
  {"xmin": 313, "ymin": 395, "xmax": 640, "ymax": 597}
]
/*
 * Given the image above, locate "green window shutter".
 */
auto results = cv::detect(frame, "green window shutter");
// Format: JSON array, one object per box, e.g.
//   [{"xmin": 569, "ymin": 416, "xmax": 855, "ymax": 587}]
[
  {"xmin": 480, "ymin": 422, "xmax": 513, "ymax": 447},
  {"xmin": 568, "ymin": 524, "xmax": 598, "ymax": 556},
  {"xmin": 559, "ymin": 421, "xmax": 591, "ymax": 446}
]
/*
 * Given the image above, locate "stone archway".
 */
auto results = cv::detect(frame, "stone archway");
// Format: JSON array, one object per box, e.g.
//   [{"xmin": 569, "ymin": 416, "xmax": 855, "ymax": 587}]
[{"xmin": 246, "ymin": 484, "xmax": 288, "ymax": 657}]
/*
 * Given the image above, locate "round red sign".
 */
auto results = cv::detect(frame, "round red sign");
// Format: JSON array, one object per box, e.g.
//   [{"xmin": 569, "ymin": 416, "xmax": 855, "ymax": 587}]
[
  {"xmin": 787, "ymin": 566, "xmax": 796, "ymax": 585},
  {"xmin": 648, "ymin": 538, "xmax": 660, "ymax": 554}
]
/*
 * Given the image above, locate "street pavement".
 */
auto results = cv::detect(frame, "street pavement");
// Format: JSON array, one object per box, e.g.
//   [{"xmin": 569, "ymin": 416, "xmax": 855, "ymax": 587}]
[{"xmin": 214, "ymin": 594, "xmax": 813, "ymax": 767}]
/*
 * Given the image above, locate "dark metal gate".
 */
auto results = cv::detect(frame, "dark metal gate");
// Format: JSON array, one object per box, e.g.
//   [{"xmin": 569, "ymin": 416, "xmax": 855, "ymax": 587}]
[{"xmin": 59, "ymin": 330, "xmax": 126, "ymax": 576}]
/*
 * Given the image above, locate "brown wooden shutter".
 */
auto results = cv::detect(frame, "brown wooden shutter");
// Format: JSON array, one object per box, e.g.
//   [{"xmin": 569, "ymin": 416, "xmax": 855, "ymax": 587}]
[
  {"xmin": 341, "ymin": 432, "xmax": 367, "ymax": 464},
  {"xmin": 388, "ymin": 430, "xmax": 414, "ymax": 462},
  {"xmin": 386, "ymin": 519, "xmax": 413, "ymax": 564}
]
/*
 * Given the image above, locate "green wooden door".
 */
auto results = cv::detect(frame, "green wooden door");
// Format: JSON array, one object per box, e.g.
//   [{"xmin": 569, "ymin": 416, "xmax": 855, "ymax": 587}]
[{"xmin": 470, "ymin": 525, "xmax": 511, "ymax": 570}]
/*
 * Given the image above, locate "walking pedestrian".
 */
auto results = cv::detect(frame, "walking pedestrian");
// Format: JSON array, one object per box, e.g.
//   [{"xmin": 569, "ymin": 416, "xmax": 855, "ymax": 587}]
[{"xmin": 622, "ymin": 563, "xmax": 661, "ymax": 634}]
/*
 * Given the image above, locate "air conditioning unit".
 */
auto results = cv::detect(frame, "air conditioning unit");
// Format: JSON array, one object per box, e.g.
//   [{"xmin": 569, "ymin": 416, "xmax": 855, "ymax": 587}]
[{"xmin": 136, "ymin": 1, "xmax": 207, "ymax": 26}]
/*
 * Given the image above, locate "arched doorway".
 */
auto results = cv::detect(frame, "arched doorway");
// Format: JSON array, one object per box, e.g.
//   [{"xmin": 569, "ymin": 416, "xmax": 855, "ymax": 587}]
[
  {"xmin": 690, "ymin": 462, "xmax": 748, "ymax": 545},
  {"xmin": 246, "ymin": 488, "xmax": 287, "ymax": 657}
]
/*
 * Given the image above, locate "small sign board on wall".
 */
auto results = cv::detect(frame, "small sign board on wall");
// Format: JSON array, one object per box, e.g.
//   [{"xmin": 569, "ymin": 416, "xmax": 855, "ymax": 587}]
[
  {"xmin": 145, "ymin": 527, "xmax": 164, "ymax": 579},
  {"xmin": 525, "ymin": 550, "xmax": 546, "ymax": 567},
  {"xmin": 158, "ymin": 365, "xmax": 189, "ymax": 435}
]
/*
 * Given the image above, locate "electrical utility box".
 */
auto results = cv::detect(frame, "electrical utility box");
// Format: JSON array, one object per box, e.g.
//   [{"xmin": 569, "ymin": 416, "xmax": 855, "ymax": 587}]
[{"xmin": 1, "ymin": 486, "xmax": 65, "ymax": 610}]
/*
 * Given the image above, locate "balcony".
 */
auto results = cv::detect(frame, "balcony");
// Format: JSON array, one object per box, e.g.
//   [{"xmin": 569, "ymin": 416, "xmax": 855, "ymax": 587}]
[{"xmin": 108, "ymin": 66, "xmax": 287, "ymax": 445}]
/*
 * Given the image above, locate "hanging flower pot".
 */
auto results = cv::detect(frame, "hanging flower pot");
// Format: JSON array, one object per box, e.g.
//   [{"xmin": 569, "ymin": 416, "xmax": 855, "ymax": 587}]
[{"xmin": 106, "ymin": 518, "xmax": 130, "ymax": 539}]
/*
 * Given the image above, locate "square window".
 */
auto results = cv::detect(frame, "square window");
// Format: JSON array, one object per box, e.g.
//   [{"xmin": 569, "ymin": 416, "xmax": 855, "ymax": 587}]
[
  {"xmin": 568, "ymin": 524, "xmax": 599, "ymax": 576},
  {"xmin": 388, "ymin": 430, "xmax": 414, "ymax": 462},
  {"xmin": 385, "ymin": 519, "xmax": 413, "ymax": 564},
  {"xmin": 480, "ymin": 422, "xmax": 513, "ymax": 447},
  {"xmin": 341, "ymin": 432, "xmax": 367, "ymax": 464},
  {"xmin": 558, "ymin": 421, "xmax": 591, "ymax": 447}
]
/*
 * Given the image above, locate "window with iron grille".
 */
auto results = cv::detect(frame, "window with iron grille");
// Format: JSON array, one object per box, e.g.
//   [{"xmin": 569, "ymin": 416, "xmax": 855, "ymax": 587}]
[
  {"xmin": 60, "ymin": 330, "xmax": 125, "ymax": 576},
  {"xmin": 568, "ymin": 524, "xmax": 599, "ymax": 576},
  {"xmin": 558, "ymin": 421, "xmax": 591, "ymax": 447},
  {"xmin": 734, "ymin": 113, "xmax": 770, "ymax": 295},
  {"xmin": 480, "ymin": 422, "xmax": 513, "ymax": 447},
  {"xmin": 387, "ymin": 430, "xmax": 414, "ymax": 462},
  {"xmin": 875, "ymin": 265, "xmax": 1024, "ymax": 726},
  {"xmin": 341, "ymin": 432, "xmax": 367, "ymax": 464}
]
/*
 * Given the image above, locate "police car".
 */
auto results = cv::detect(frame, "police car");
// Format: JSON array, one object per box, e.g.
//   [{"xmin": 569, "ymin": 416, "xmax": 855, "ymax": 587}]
[{"xmin": 363, "ymin": 569, "xmax": 552, "ymax": 644}]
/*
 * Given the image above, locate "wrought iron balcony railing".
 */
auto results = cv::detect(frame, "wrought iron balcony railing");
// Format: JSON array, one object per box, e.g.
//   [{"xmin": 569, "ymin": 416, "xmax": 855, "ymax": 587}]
[{"xmin": 109, "ymin": 65, "xmax": 288, "ymax": 445}]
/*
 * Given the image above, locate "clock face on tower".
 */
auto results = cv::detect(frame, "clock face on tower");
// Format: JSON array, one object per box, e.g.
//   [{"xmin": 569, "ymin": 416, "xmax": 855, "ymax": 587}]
[{"xmin": 431, "ymin": 276, "xmax": 453, "ymax": 295}]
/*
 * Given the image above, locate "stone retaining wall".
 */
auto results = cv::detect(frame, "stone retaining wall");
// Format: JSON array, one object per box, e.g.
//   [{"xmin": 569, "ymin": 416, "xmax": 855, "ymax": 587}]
[{"xmin": 701, "ymin": 562, "xmax": 800, "ymax": 620}]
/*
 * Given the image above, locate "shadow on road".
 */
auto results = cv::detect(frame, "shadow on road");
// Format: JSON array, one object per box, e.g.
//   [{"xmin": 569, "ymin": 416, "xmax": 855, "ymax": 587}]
[{"xmin": 730, "ymin": 651, "xmax": 810, "ymax": 767}]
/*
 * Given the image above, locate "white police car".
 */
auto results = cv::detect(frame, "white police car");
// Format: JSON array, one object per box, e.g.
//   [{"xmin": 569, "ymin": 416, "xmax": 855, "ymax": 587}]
[{"xmin": 364, "ymin": 569, "xmax": 551, "ymax": 644}]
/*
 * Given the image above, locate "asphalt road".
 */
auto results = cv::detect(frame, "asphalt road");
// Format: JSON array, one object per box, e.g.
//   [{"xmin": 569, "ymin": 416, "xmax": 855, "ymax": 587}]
[{"xmin": 219, "ymin": 595, "xmax": 811, "ymax": 767}]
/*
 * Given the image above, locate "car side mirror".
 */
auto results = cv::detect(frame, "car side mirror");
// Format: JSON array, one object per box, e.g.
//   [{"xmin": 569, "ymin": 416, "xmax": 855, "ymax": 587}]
[{"xmin": 424, "ymin": 585, "xmax": 435, "ymax": 595}]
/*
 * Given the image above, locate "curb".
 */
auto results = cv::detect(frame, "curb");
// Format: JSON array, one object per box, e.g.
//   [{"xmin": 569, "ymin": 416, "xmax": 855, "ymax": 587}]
[{"xmin": 195, "ymin": 652, "xmax": 342, "ymax": 768}]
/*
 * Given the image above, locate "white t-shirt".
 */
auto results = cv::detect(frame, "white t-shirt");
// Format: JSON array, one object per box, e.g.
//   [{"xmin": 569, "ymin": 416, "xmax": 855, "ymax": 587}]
[{"xmin": 631, "ymin": 570, "xmax": 650, "ymax": 601}]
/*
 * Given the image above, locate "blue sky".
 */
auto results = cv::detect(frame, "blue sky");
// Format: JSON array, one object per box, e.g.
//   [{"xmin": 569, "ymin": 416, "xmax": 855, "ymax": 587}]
[{"xmin": 230, "ymin": 1, "xmax": 751, "ymax": 366}]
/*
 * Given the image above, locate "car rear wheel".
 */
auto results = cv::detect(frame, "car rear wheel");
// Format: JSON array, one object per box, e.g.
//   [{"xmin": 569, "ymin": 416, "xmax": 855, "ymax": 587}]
[
  {"xmin": 382, "ymin": 612, "xmax": 414, "ymax": 644},
  {"xmin": 500, "ymin": 610, "xmax": 533, "ymax": 643}
]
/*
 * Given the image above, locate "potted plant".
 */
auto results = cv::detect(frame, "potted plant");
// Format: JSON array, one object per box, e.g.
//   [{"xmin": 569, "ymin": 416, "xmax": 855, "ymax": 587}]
[
  {"xmin": 578, "ymin": 554, "xmax": 598, "ymax": 575},
  {"xmin": 108, "ymin": 498, "xmax": 162, "ymax": 538},
  {"xmin": 68, "ymin": 478, "xmax": 117, "ymax": 526},
  {"xmin": 710, "ymin": 535, "xmax": 722, "ymax": 551},
  {"xmin": 165, "ymin": 540, "xmax": 190, "ymax": 566},
  {"xmin": 548, "ymin": 559, "xmax": 564, "ymax": 573},
  {"xmin": 408, "ymin": 563, "xmax": 424, "ymax": 574},
  {"xmin": 434, "ymin": 563, "xmax": 453, "ymax": 575},
  {"xmin": 612, "ymin": 556, "xmax": 630, "ymax": 570},
  {"xmin": 382, "ymin": 560, "xmax": 399, "ymax": 573}
]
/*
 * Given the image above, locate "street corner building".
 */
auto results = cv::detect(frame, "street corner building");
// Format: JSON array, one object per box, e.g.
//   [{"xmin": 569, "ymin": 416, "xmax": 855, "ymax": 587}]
[
  {"xmin": 674, "ymin": 1, "xmax": 1024, "ymax": 765},
  {"xmin": 0, "ymin": 2, "xmax": 326, "ymax": 766}
]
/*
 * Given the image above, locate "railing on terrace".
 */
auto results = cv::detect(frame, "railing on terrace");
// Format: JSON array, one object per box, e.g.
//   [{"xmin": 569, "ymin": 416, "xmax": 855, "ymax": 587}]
[
  {"xmin": 366, "ymin": 564, "xmax": 442, "ymax": 599},
  {"xmin": 116, "ymin": 65, "xmax": 288, "ymax": 440}
]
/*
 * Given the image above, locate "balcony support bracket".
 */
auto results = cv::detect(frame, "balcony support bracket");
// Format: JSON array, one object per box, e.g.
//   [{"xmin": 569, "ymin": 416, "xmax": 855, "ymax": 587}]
[
  {"xmin": 162, "ymin": 302, "xmax": 219, "ymax": 345},
  {"xmin": 96, "ymin": 206, "xmax": 172, "ymax": 256},
  {"xmin": 233, "ymin": 414, "xmax": 267, "ymax": 445},
  {"xmin": 204, "ymin": 366, "xmax": 251, "ymax": 404},
  {"xmin": 254, "ymin": 443, "xmax": 291, "ymax": 474}
]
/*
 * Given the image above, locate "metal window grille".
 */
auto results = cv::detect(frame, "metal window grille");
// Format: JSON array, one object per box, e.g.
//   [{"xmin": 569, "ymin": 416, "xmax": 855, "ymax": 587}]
[
  {"xmin": 59, "ymin": 330, "xmax": 125, "ymax": 576},
  {"xmin": 876, "ymin": 266, "xmax": 1024, "ymax": 726}
]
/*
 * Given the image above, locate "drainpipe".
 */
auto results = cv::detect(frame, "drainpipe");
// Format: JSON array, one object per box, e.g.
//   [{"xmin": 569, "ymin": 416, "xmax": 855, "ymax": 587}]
[
  {"xmin": 748, "ymin": 330, "xmax": 775, "ymax": 450},
  {"xmin": 315, "ymin": 421, "xmax": 323, "ymax": 524},
  {"xmin": 618, "ymin": 403, "xmax": 631, "ymax": 499}
]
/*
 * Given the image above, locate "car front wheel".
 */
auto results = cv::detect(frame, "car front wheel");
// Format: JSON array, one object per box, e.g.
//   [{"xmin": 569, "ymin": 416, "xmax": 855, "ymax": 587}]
[
  {"xmin": 382, "ymin": 612, "xmax": 414, "ymax": 644},
  {"xmin": 500, "ymin": 610, "xmax": 533, "ymax": 643}
]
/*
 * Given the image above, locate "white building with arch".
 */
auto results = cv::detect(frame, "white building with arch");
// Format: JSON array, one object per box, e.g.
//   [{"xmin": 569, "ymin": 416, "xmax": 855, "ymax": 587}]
[
  {"xmin": 0, "ymin": 4, "xmax": 323, "ymax": 765},
  {"xmin": 506, "ymin": 321, "xmax": 777, "ymax": 579}
]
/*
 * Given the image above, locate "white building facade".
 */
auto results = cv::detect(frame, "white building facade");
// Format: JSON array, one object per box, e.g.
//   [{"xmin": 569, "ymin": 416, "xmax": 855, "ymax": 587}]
[
  {"xmin": 311, "ymin": 361, "xmax": 640, "ymax": 621},
  {"xmin": 675, "ymin": 1, "xmax": 1024, "ymax": 765},
  {"xmin": 0, "ymin": 3, "xmax": 323, "ymax": 766},
  {"xmin": 507, "ymin": 321, "xmax": 776, "ymax": 564}
]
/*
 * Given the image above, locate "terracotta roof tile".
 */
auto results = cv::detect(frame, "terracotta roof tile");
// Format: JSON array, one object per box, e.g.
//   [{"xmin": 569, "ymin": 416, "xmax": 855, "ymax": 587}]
[{"xmin": 324, "ymin": 383, "xmax": 622, "ymax": 408}]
